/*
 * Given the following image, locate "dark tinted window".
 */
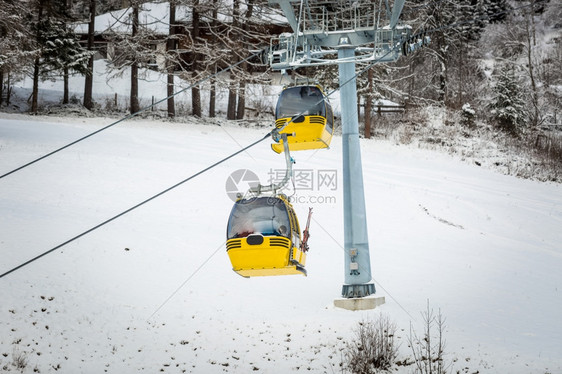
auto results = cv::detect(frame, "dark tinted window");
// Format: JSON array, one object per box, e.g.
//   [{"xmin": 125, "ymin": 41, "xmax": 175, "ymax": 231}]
[
  {"xmin": 227, "ymin": 197, "xmax": 291, "ymax": 239},
  {"xmin": 275, "ymin": 86, "xmax": 326, "ymax": 119}
]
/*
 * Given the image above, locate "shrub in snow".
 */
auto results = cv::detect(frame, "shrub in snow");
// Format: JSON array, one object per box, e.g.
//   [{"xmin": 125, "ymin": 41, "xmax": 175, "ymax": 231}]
[
  {"xmin": 9, "ymin": 348, "xmax": 28, "ymax": 371},
  {"xmin": 460, "ymin": 103, "xmax": 476, "ymax": 129},
  {"xmin": 343, "ymin": 314, "xmax": 398, "ymax": 373},
  {"xmin": 408, "ymin": 302, "xmax": 450, "ymax": 374}
]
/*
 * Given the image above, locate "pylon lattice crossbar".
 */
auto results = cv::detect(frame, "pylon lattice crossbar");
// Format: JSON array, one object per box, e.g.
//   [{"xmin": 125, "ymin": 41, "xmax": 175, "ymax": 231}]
[{"xmin": 268, "ymin": 0, "xmax": 414, "ymax": 70}]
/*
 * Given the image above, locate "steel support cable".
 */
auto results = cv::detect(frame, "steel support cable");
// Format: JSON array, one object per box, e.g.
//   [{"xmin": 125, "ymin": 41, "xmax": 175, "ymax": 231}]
[
  {"xmin": 136, "ymin": 0, "xmax": 558, "ymax": 312},
  {"xmin": 147, "ymin": 240, "xmax": 226, "ymax": 320},
  {"xmin": 0, "ymin": 50, "xmax": 263, "ymax": 180},
  {"xmin": 0, "ymin": 0, "xmax": 543, "ymax": 278},
  {"xmin": 0, "ymin": 132, "xmax": 271, "ymax": 279},
  {"xmin": 1, "ymin": 0, "xmax": 540, "ymax": 181}
]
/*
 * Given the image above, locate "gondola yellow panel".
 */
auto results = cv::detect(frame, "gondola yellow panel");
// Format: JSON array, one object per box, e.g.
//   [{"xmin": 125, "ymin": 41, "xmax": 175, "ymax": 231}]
[
  {"xmin": 226, "ymin": 196, "xmax": 307, "ymax": 277},
  {"xmin": 271, "ymin": 85, "xmax": 334, "ymax": 153}
]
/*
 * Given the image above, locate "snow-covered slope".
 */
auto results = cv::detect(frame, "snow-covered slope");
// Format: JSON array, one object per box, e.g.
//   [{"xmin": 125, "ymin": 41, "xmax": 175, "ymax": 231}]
[{"xmin": 1, "ymin": 113, "xmax": 561, "ymax": 373}]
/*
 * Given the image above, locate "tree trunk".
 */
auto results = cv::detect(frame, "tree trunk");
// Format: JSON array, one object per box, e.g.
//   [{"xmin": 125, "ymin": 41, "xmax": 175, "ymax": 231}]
[
  {"xmin": 167, "ymin": 68, "xmax": 175, "ymax": 117},
  {"xmin": 83, "ymin": 0, "xmax": 95, "ymax": 110},
  {"xmin": 31, "ymin": 57, "xmax": 40, "ymax": 113},
  {"xmin": 526, "ymin": 9, "xmax": 539, "ymax": 127},
  {"xmin": 234, "ymin": 0, "xmax": 254, "ymax": 120},
  {"xmin": 227, "ymin": 76, "xmax": 237, "ymax": 120},
  {"xmin": 227, "ymin": 0, "xmax": 241, "ymax": 121},
  {"xmin": 191, "ymin": 80, "xmax": 201, "ymax": 117},
  {"xmin": 208, "ymin": 0, "xmax": 218, "ymax": 118},
  {"xmin": 364, "ymin": 68, "xmax": 373, "ymax": 139},
  {"xmin": 209, "ymin": 72, "xmax": 216, "ymax": 118},
  {"xmin": 130, "ymin": 3, "xmax": 140, "ymax": 114},
  {"xmin": 131, "ymin": 63, "xmax": 139, "ymax": 114},
  {"xmin": 439, "ymin": 57, "xmax": 446, "ymax": 103},
  {"xmin": 358, "ymin": 95, "xmax": 363, "ymax": 123},
  {"xmin": 167, "ymin": 0, "xmax": 176, "ymax": 118},
  {"xmin": 191, "ymin": 0, "xmax": 201, "ymax": 117},
  {"xmin": 0, "ymin": 69, "xmax": 4, "ymax": 106},
  {"xmin": 458, "ymin": 39, "xmax": 464, "ymax": 108},
  {"xmin": 31, "ymin": 0, "xmax": 46, "ymax": 113},
  {"xmin": 63, "ymin": 66, "xmax": 69, "ymax": 104},
  {"xmin": 236, "ymin": 80, "xmax": 245, "ymax": 120},
  {"xmin": 62, "ymin": 0, "xmax": 70, "ymax": 105},
  {"xmin": 6, "ymin": 72, "xmax": 11, "ymax": 106}
]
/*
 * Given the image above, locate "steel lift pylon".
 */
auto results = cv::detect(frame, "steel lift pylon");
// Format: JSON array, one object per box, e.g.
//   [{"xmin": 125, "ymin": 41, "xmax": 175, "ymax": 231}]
[{"xmin": 267, "ymin": 0, "xmax": 426, "ymax": 306}]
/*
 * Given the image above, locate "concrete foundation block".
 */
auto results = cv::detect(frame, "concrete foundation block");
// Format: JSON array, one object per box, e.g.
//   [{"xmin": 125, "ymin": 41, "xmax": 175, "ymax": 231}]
[{"xmin": 334, "ymin": 296, "xmax": 386, "ymax": 311}]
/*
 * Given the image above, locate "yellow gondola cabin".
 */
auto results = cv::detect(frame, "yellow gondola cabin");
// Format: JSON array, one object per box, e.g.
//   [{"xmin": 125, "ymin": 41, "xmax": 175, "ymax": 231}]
[
  {"xmin": 271, "ymin": 85, "xmax": 334, "ymax": 153},
  {"xmin": 226, "ymin": 195, "xmax": 307, "ymax": 277}
]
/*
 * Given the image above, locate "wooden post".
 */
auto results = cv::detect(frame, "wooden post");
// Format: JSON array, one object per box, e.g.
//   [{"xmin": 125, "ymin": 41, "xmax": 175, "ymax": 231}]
[
  {"xmin": 357, "ymin": 95, "xmax": 361, "ymax": 126},
  {"xmin": 364, "ymin": 68, "xmax": 373, "ymax": 139}
]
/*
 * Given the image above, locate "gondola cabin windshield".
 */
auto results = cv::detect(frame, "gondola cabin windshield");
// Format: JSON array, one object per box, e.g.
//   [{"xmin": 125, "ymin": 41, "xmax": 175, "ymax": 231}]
[
  {"xmin": 271, "ymin": 85, "xmax": 334, "ymax": 153},
  {"xmin": 227, "ymin": 197, "xmax": 291, "ymax": 239},
  {"xmin": 275, "ymin": 86, "xmax": 326, "ymax": 118}
]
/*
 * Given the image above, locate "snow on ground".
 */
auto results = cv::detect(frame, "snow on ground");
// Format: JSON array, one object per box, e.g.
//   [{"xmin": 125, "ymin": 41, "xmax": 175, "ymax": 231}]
[{"xmin": 1, "ymin": 111, "xmax": 561, "ymax": 374}]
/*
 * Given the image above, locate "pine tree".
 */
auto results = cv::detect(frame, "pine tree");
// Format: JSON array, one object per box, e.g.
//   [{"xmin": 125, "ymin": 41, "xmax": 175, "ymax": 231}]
[
  {"xmin": 489, "ymin": 65, "xmax": 527, "ymax": 135},
  {"xmin": 396, "ymin": 0, "xmax": 488, "ymax": 107},
  {"xmin": 41, "ymin": 13, "xmax": 92, "ymax": 92},
  {"xmin": 83, "ymin": 0, "xmax": 95, "ymax": 110},
  {"xmin": 166, "ymin": 0, "xmax": 177, "ymax": 118},
  {"xmin": 0, "ymin": 0, "xmax": 37, "ymax": 106},
  {"xmin": 130, "ymin": 2, "xmax": 140, "ymax": 114},
  {"xmin": 29, "ymin": 0, "xmax": 90, "ymax": 112},
  {"xmin": 483, "ymin": 0, "xmax": 511, "ymax": 23}
]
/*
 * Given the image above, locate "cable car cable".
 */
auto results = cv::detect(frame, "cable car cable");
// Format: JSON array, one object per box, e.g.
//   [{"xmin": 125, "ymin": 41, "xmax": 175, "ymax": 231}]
[
  {"xmin": 152, "ymin": 0, "xmax": 552, "ymax": 288},
  {"xmin": 0, "ymin": 132, "xmax": 271, "ymax": 280},
  {"xmin": 147, "ymin": 240, "xmax": 226, "ymax": 320},
  {"xmin": 0, "ymin": 0, "xmax": 522, "ymax": 181},
  {"xmin": 1, "ymin": 0, "xmax": 544, "ymax": 181},
  {"xmin": 1, "ymin": 0, "xmax": 542, "ymax": 279},
  {"xmin": 0, "ymin": 50, "xmax": 264, "ymax": 181}
]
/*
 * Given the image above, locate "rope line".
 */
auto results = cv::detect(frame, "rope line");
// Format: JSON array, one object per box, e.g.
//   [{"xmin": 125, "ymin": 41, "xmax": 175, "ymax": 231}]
[
  {"xmin": 147, "ymin": 240, "xmax": 226, "ymax": 320},
  {"xmin": 0, "ymin": 50, "xmax": 263, "ymax": 180},
  {"xmin": 0, "ymin": 0, "xmax": 546, "ymax": 279},
  {"xmin": 1, "ymin": 0, "xmax": 538, "ymax": 180},
  {"xmin": 0, "ymin": 132, "xmax": 271, "ymax": 279}
]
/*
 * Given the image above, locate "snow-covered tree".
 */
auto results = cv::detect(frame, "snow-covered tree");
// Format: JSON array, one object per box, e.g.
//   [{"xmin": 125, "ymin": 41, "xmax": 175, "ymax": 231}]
[
  {"xmin": 483, "ymin": 0, "xmax": 510, "ymax": 23},
  {"xmin": 489, "ymin": 65, "xmax": 527, "ymax": 135},
  {"xmin": 212, "ymin": 0, "xmax": 271, "ymax": 120},
  {"xmin": 83, "ymin": 0, "xmax": 95, "ymax": 110},
  {"xmin": 392, "ymin": 0, "xmax": 490, "ymax": 107},
  {"xmin": 42, "ymin": 6, "xmax": 92, "ymax": 104},
  {"xmin": 460, "ymin": 102, "xmax": 476, "ymax": 128},
  {"xmin": 104, "ymin": 1, "xmax": 160, "ymax": 114},
  {"xmin": 130, "ymin": 2, "xmax": 140, "ymax": 114},
  {"xmin": 0, "ymin": 0, "xmax": 38, "ymax": 106},
  {"xmin": 166, "ymin": 0, "xmax": 177, "ymax": 118},
  {"xmin": 29, "ymin": 0, "xmax": 90, "ymax": 112}
]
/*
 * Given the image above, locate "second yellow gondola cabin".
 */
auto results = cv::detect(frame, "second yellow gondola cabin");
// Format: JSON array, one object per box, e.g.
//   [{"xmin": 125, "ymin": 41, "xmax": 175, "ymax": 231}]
[
  {"xmin": 271, "ymin": 85, "xmax": 334, "ymax": 153},
  {"xmin": 226, "ymin": 195, "xmax": 307, "ymax": 277}
]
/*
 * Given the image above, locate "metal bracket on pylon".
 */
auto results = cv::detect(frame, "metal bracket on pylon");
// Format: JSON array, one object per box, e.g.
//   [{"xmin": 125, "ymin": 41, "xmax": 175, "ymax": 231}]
[{"xmin": 267, "ymin": 0, "xmax": 419, "ymax": 70}]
